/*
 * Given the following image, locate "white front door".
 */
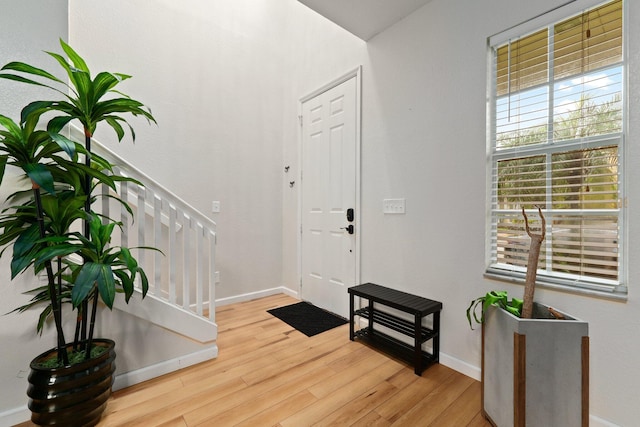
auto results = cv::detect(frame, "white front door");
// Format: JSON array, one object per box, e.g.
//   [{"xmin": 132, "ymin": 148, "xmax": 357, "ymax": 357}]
[{"xmin": 300, "ymin": 73, "xmax": 359, "ymax": 318}]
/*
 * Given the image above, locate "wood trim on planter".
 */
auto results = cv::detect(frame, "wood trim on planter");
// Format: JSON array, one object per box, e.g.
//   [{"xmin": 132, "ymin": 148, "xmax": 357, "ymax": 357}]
[
  {"xmin": 481, "ymin": 321, "xmax": 485, "ymax": 415},
  {"xmin": 582, "ymin": 336, "xmax": 590, "ymax": 427},
  {"xmin": 513, "ymin": 332, "xmax": 526, "ymax": 427}
]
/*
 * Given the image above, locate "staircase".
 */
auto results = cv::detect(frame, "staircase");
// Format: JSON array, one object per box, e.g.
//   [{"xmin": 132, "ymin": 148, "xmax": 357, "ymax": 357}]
[{"xmin": 70, "ymin": 126, "xmax": 218, "ymax": 343}]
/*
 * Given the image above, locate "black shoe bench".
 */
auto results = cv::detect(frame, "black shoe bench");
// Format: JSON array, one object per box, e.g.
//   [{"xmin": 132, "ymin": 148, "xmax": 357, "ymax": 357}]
[{"xmin": 348, "ymin": 283, "xmax": 442, "ymax": 375}]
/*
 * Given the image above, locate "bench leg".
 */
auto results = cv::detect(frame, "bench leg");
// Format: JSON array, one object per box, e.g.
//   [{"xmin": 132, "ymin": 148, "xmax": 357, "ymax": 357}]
[
  {"xmin": 414, "ymin": 313, "xmax": 422, "ymax": 375},
  {"xmin": 349, "ymin": 294, "xmax": 355, "ymax": 341},
  {"xmin": 433, "ymin": 311, "xmax": 440, "ymax": 363}
]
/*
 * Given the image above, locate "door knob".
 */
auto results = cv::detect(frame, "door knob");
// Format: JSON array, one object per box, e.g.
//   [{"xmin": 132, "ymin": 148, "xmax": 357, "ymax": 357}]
[{"xmin": 341, "ymin": 224, "xmax": 355, "ymax": 235}]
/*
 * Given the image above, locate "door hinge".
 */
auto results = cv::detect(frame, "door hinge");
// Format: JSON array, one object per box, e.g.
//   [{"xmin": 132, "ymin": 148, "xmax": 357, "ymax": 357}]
[{"xmin": 298, "ymin": 115, "xmax": 303, "ymax": 126}]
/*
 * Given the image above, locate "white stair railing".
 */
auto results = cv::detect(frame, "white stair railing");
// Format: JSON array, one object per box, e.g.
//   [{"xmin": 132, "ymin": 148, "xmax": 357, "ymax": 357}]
[{"xmin": 71, "ymin": 127, "xmax": 217, "ymax": 324}]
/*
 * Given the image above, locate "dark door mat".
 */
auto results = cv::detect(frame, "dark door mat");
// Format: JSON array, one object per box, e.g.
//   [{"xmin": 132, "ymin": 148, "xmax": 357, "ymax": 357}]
[{"xmin": 267, "ymin": 301, "xmax": 347, "ymax": 337}]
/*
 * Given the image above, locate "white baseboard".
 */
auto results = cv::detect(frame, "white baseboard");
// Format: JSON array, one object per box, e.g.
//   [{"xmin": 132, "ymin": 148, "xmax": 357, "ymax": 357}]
[
  {"xmin": 112, "ymin": 345, "xmax": 218, "ymax": 391},
  {"xmin": 438, "ymin": 352, "xmax": 481, "ymax": 381},
  {"xmin": 215, "ymin": 286, "xmax": 299, "ymax": 307},
  {"xmin": 589, "ymin": 415, "xmax": 622, "ymax": 427},
  {"xmin": 0, "ymin": 405, "xmax": 30, "ymax": 427}
]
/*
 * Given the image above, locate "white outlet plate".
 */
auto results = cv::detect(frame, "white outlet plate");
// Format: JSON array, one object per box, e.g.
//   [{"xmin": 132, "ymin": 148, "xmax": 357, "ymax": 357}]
[
  {"xmin": 383, "ymin": 198, "xmax": 406, "ymax": 214},
  {"xmin": 212, "ymin": 201, "xmax": 221, "ymax": 213}
]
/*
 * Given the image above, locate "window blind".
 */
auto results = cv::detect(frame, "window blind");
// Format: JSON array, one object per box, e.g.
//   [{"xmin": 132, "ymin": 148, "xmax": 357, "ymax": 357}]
[{"xmin": 554, "ymin": 0, "xmax": 623, "ymax": 80}]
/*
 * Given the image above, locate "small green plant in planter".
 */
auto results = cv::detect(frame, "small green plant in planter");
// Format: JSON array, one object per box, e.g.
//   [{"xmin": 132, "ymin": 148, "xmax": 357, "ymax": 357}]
[
  {"xmin": 0, "ymin": 39, "xmax": 158, "ymax": 426},
  {"xmin": 466, "ymin": 290, "xmax": 522, "ymax": 330}
]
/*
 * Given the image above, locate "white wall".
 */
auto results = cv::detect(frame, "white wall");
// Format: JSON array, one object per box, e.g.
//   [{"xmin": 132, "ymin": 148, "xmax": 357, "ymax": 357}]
[{"xmin": 68, "ymin": 0, "xmax": 287, "ymax": 301}]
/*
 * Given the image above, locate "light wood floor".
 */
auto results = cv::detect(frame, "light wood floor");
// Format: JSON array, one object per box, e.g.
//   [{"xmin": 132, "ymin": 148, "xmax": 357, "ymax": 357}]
[{"xmin": 17, "ymin": 294, "xmax": 490, "ymax": 426}]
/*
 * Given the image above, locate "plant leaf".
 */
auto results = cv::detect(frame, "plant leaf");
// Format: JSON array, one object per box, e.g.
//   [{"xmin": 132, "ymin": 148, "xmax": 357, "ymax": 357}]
[
  {"xmin": 36, "ymin": 305, "xmax": 53, "ymax": 334},
  {"xmin": 92, "ymin": 72, "xmax": 120, "ymax": 102},
  {"xmin": 0, "ymin": 114, "xmax": 22, "ymax": 137},
  {"xmin": 96, "ymin": 263, "xmax": 116, "ymax": 309},
  {"xmin": 105, "ymin": 116, "xmax": 125, "ymax": 141},
  {"xmin": 59, "ymin": 39, "xmax": 90, "ymax": 73},
  {"xmin": 466, "ymin": 297, "xmax": 485, "ymax": 330},
  {"xmin": 24, "ymin": 163, "xmax": 55, "ymax": 195},
  {"xmin": 47, "ymin": 116, "xmax": 74, "ymax": 134},
  {"xmin": 466, "ymin": 290, "xmax": 523, "ymax": 330},
  {"xmin": 1, "ymin": 61, "xmax": 65, "ymax": 84},
  {"xmin": 137, "ymin": 267, "xmax": 149, "ymax": 298},
  {"xmin": 0, "ymin": 73, "xmax": 59, "ymax": 91},
  {"xmin": 48, "ymin": 132, "xmax": 76, "ymax": 159},
  {"xmin": 113, "ymin": 268, "xmax": 133, "ymax": 302},
  {"xmin": 34, "ymin": 244, "xmax": 81, "ymax": 267},
  {"xmin": 10, "ymin": 225, "xmax": 40, "ymax": 277},
  {"xmin": 0, "ymin": 155, "xmax": 7, "ymax": 188},
  {"xmin": 20, "ymin": 101, "xmax": 55, "ymax": 125},
  {"xmin": 119, "ymin": 247, "xmax": 137, "ymax": 270},
  {"xmin": 72, "ymin": 262, "xmax": 100, "ymax": 307}
]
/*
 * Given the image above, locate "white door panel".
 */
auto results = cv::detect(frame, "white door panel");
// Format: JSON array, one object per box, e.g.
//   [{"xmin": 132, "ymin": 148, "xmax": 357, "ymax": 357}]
[{"xmin": 301, "ymin": 75, "xmax": 358, "ymax": 318}]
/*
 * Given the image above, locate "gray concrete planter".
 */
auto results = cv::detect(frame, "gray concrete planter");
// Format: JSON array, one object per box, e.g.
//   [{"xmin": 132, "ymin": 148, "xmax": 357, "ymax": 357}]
[{"xmin": 482, "ymin": 304, "xmax": 589, "ymax": 427}]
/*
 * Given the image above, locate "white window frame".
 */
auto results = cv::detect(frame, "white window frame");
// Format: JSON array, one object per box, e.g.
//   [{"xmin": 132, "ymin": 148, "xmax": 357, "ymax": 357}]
[{"xmin": 485, "ymin": 0, "xmax": 628, "ymax": 297}]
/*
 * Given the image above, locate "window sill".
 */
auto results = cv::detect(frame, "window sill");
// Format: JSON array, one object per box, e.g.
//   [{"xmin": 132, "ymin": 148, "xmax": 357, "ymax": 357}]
[{"xmin": 483, "ymin": 271, "xmax": 628, "ymax": 303}]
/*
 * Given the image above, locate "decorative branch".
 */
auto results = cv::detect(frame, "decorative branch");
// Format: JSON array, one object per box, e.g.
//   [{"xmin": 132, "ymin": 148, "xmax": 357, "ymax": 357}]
[{"xmin": 521, "ymin": 206, "xmax": 545, "ymax": 319}]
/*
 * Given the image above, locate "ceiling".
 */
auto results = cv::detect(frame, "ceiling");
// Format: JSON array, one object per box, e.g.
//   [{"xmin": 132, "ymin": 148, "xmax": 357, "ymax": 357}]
[{"xmin": 298, "ymin": 0, "xmax": 432, "ymax": 41}]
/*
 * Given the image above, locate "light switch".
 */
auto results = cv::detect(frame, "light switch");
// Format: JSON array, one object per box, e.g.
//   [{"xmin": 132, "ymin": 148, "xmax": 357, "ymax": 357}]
[
  {"xmin": 383, "ymin": 198, "xmax": 406, "ymax": 214},
  {"xmin": 212, "ymin": 201, "xmax": 221, "ymax": 213}
]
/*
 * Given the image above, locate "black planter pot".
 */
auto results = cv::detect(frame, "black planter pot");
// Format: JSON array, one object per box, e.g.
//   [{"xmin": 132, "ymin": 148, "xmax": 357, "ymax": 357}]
[{"xmin": 27, "ymin": 339, "xmax": 116, "ymax": 427}]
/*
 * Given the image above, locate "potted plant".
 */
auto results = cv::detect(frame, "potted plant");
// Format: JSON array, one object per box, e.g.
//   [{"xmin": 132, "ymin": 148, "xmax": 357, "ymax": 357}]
[
  {"xmin": 0, "ymin": 39, "xmax": 157, "ymax": 426},
  {"xmin": 467, "ymin": 207, "xmax": 589, "ymax": 427}
]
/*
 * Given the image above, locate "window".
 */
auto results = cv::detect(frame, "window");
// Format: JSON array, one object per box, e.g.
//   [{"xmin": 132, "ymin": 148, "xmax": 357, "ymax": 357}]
[{"xmin": 487, "ymin": 0, "xmax": 625, "ymax": 294}]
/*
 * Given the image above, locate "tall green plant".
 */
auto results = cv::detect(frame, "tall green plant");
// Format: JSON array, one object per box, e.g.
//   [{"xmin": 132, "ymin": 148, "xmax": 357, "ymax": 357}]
[{"xmin": 0, "ymin": 39, "xmax": 157, "ymax": 364}]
